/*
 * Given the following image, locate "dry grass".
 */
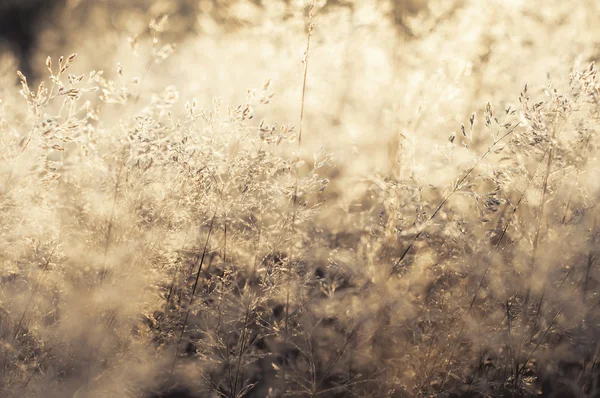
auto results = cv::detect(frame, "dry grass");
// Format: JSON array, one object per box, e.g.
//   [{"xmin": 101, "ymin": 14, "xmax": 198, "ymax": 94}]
[{"xmin": 1, "ymin": 0, "xmax": 600, "ymax": 397}]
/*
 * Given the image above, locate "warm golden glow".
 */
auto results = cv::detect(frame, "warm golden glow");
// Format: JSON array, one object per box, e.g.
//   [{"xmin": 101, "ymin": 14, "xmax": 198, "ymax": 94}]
[{"xmin": 0, "ymin": 0, "xmax": 598, "ymax": 396}]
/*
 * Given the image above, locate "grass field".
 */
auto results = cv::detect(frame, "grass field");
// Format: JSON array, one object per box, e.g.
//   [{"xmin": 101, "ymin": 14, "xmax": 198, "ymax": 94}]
[{"xmin": 1, "ymin": 0, "xmax": 600, "ymax": 396}]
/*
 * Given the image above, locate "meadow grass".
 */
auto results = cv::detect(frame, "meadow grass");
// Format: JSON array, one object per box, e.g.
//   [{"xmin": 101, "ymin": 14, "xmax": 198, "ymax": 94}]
[{"xmin": 1, "ymin": 0, "xmax": 600, "ymax": 397}]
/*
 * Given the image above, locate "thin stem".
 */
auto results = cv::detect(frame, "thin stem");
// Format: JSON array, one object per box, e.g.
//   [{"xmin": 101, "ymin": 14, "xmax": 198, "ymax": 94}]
[
  {"xmin": 13, "ymin": 245, "xmax": 57, "ymax": 341},
  {"xmin": 99, "ymin": 146, "xmax": 127, "ymax": 282},
  {"xmin": 583, "ymin": 215, "xmax": 598, "ymax": 298},
  {"xmin": 389, "ymin": 118, "xmax": 523, "ymax": 276},
  {"xmin": 438, "ymin": 140, "xmax": 547, "ymax": 391},
  {"xmin": 562, "ymin": 134, "xmax": 592, "ymax": 224},
  {"xmin": 285, "ymin": 1, "xmax": 316, "ymax": 392},
  {"xmin": 170, "ymin": 215, "xmax": 216, "ymax": 377},
  {"xmin": 20, "ymin": 348, "xmax": 53, "ymax": 392},
  {"xmin": 233, "ymin": 295, "xmax": 252, "ymax": 397}
]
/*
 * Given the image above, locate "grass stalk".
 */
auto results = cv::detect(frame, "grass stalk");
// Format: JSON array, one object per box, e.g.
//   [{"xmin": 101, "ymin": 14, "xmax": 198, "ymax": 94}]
[
  {"xmin": 170, "ymin": 214, "xmax": 216, "ymax": 377},
  {"xmin": 284, "ymin": 1, "xmax": 317, "ymax": 393}
]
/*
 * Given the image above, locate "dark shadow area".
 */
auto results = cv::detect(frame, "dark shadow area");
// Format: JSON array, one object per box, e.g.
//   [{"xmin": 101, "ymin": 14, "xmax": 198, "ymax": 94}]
[{"xmin": 0, "ymin": 0, "xmax": 60, "ymax": 78}]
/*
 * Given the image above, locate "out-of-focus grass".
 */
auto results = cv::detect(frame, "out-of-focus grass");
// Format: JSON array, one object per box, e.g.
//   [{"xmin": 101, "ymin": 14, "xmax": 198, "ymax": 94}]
[{"xmin": 1, "ymin": 0, "xmax": 600, "ymax": 397}]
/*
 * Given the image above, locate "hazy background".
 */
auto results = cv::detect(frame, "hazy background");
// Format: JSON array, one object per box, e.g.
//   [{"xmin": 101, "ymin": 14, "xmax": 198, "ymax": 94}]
[{"xmin": 1, "ymin": 0, "xmax": 600, "ymax": 397}]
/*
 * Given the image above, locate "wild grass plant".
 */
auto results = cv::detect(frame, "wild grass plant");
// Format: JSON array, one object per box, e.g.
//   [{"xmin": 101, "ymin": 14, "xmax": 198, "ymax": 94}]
[{"xmin": 1, "ymin": 0, "xmax": 600, "ymax": 397}]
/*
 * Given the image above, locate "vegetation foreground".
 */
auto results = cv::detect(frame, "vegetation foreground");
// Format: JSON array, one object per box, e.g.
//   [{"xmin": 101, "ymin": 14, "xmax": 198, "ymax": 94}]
[{"xmin": 1, "ymin": 0, "xmax": 600, "ymax": 396}]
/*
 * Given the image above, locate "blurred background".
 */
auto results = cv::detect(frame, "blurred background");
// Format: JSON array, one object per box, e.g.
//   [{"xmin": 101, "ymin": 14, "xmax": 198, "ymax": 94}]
[
  {"xmin": 3, "ymin": 0, "xmax": 595, "ymax": 176},
  {"xmin": 2, "ymin": 1, "xmax": 600, "ymax": 396},
  {"xmin": 1, "ymin": 1, "xmax": 598, "ymax": 161}
]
